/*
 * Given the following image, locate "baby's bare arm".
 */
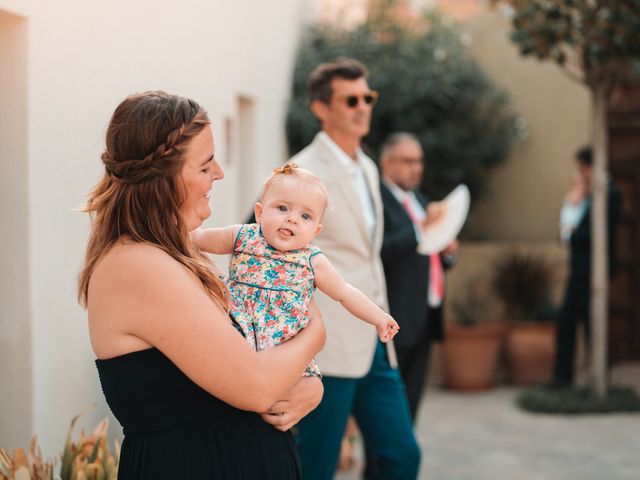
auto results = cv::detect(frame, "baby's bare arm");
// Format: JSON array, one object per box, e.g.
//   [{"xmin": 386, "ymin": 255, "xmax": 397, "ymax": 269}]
[
  {"xmin": 191, "ymin": 225, "xmax": 240, "ymax": 254},
  {"xmin": 312, "ymin": 254, "xmax": 396, "ymax": 333}
]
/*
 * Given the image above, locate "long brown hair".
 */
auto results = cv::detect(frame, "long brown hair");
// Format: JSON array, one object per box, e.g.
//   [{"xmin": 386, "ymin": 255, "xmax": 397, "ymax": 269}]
[{"xmin": 78, "ymin": 91, "xmax": 229, "ymax": 310}]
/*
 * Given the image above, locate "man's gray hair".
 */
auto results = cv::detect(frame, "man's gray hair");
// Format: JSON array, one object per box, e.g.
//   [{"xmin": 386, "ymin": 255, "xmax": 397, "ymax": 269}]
[{"xmin": 380, "ymin": 132, "xmax": 421, "ymax": 160}]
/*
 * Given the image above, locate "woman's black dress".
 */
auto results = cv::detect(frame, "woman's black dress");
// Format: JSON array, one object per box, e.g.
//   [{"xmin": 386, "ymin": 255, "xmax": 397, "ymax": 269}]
[{"xmin": 96, "ymin": 347, "xmax": 301, "ymax": 479}]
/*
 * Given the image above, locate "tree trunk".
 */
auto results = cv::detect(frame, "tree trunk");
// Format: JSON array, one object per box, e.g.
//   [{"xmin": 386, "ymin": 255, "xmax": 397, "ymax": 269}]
[{"xmin": 590, "ymin": 84, "xmax": 609, "ymax": 398}]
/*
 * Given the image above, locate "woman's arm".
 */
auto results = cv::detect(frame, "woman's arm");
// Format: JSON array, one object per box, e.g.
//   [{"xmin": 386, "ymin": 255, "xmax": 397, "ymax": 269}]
[
  {"xmin": 191, "ymin": 225, "xmax": 240, "ymax": 254},
  {"xmin": 312, "ymin": 254, "xmax": 398, "ymax": 342},
  {"xmin": 260, "ymin": 376, "xmax": 323, "ymax": 431},
  {"xmin": 260, "ymin": 300, "xmax": 325, "ymax": 431},
  {"xmin": 90, "ymin": 243, "xmax": 325, "ymax": 413}
]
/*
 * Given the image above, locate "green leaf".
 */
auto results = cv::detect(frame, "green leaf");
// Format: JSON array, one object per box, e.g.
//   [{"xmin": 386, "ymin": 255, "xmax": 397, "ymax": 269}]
[{"xmin": 60, "ymin": 414, "xmax": 82, "ymax": 480}]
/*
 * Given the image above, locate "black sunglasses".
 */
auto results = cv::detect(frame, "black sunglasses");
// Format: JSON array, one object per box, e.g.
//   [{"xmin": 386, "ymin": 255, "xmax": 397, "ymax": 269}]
[{"xmin": 339, "ymin": 91, "xmax": 379, "ymax": 108}]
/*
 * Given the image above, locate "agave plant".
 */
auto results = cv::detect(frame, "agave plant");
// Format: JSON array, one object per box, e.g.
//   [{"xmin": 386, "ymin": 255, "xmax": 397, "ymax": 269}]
[
  {"xmin": 0, "ymin": 416, "xmax": 118, "ymax": 480},
  {"xmin": 0, "ymin": 436, "xmax": 54, "ymax": 480},
  {"xmin": 60, "ymin": 416, "xmax": 118, "ymax": 480}
]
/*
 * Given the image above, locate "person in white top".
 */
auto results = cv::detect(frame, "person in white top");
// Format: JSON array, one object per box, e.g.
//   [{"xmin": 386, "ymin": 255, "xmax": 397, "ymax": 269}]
[
  {"xmin": 550, "ymin": 146, "xmax": 622, "ymax": 387},
  {"xmin": 291, "ymin": 58, "xmax": 421, "ymax": 480},
  {"xmin": 559, "ymin": 171, "xmax": 588, "ymax": 244}
]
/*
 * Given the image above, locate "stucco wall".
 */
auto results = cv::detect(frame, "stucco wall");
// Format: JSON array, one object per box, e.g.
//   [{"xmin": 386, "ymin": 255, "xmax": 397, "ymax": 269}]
[
  {"xmin": 444, "ymin": 241, "xmax": 569, "ymax": 318},
  {"xmin": 0, "ymin": 8, "xmax": 31, "ymax": 450},
  {"xmin": 0, "ymin": 0, "xmax": 307, "ymax": 455},
  {"xmin": 459, "ymin": 8, "xmax": 591, "ymax": 241}
]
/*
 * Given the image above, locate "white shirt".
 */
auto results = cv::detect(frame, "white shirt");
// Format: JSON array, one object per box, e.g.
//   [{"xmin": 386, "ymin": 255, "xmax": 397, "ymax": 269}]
[
  {"xmin": 318, "ymin": 132, "xmax": 376, "ymax": 241},
  {"xmin": 560, "ymin": 198, "xmax": 588, "ymax": 244}
]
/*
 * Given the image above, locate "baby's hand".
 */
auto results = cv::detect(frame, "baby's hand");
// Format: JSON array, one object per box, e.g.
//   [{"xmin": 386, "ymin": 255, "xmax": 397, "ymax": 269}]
[{"xmin": 376, "ymin": 314, "xmax": 400, "ymax": 343}]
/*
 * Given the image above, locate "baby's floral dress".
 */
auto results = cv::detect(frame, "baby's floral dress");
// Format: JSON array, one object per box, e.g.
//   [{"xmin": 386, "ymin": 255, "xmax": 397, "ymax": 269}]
[{"xmin": 228, "ymin": 223, "xmax": 321, "ymax": 377}]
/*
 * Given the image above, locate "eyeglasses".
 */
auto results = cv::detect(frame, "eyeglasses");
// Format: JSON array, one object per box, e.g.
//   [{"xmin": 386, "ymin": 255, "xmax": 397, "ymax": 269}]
[
  {"xmin": 391, "ymin": 156, "xmax": 423, "ymax": 166},
  {"xmin": 338, "ymin": 91, "xmax": 379, "ymax": 108}
]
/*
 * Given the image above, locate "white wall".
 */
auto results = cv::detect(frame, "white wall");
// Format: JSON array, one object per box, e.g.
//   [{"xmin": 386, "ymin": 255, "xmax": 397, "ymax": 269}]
[
  {"xmin": 454, "ymin": 7, "xmax": 591, "ymax": 241},
  {"xmin": 0, "ymin": 0, "xmax": 307, "ymax": 455},
  {"xmin": 0, "ymin": 7, "xmax": 31, "ymax": 450}
]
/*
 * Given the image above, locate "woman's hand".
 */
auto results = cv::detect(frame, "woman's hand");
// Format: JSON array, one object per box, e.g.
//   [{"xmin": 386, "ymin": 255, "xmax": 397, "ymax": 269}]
[
  {"xmin": 260, "ymin": 300, "xmax": 325, "ymax": 431},
  {"xmin": 260, "ymin": 376, "xmax": 324, "ymax": 431}
]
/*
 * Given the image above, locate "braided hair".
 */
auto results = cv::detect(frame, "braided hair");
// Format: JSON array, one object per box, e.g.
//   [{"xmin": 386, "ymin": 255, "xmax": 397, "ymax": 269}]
[{"xmin": 78, "ymin": 91, "xmax": 229, "ymax": 310}]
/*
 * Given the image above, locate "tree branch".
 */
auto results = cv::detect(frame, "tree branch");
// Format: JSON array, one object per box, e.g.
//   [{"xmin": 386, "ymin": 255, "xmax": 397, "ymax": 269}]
[
  {"xmin": 558, "ymin": 58, "xmax": 587, "ymax": 85},
  {"xmin": 558, "ymin": 62, "xmax": 586, "ymax": 85}
]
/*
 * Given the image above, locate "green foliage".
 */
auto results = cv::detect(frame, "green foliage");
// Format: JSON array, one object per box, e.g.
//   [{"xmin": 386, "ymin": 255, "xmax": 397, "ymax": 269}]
[
  {"xmin": 491, "ymin": 251, "xmax": 555, "ymax": 322},
  {"xmin": 451, "ymin": 291, "xmax": 482, "ymax": 327},
  {"xmin": 286, "ymin": 11, "xmax": 520, "ymax": 200},
  {"xmin": 451, "ymin": 276, "xmax": 497, "ymax": 326},
  {"xmin": 495, "ymin": 0, "xmax": 640, "ymax": 87},
  {"xmin": 517, "ymin": 385, "xmax": 640, "ymax": 414}
]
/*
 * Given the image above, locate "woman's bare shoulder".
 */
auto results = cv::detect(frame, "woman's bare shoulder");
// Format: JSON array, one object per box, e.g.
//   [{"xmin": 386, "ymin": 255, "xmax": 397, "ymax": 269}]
[
  {"xmin": 88, "ymin": 241, "xmax": 196, "ymax": 328},
  {"xmin": 93, "ymin": 241, "xmax": 184, "ymax": 286},
  {"xmin": 88, "ymin": 240, "xmax": 210, "ymax": 358},
  {"xmin": 106, "ymin": 240, "xmax": 174, "ymax": 266}
]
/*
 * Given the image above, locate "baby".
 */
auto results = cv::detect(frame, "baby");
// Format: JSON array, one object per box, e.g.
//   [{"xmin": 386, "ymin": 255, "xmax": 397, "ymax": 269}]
[{"xmin": 192, "ymin": 163, "xmax": 399, "ymax": 376}]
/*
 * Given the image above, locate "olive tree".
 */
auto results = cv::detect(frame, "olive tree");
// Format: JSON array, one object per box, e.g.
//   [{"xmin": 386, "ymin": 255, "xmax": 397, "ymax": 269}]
[
  {"xmin": 493, "ymin": 0, "xmax": 640, "ymax": 396},
  {"xmin": 286, "ymin": 10, "xmax": 520, "ymax": 201}
]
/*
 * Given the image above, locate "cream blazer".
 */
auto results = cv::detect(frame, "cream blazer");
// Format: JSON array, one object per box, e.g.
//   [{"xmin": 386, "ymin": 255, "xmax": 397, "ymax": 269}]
[{"xmin": 292, "ymin": 133, "xmax": 395, "ymax": 377}]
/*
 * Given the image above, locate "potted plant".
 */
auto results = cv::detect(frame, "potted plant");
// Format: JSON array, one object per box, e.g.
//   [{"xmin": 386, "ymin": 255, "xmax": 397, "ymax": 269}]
[
  {"xmin": 442, "ymin": 278, "xmax": 505, "ymax": 391},
  {"xmin": 492, "ymin": 251, "xmax": 557, "ymax": 385}
]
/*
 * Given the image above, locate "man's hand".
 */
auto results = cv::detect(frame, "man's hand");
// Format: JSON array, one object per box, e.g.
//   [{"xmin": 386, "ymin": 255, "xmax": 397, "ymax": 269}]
[
  {"xmin": 260, "ymin": 376, "xmax": 324, "ymax": 431},
  {"xmin": 422, "ymin": 201, "xmax": 445, "ymax": 229},
  {"xmin": 441, "ymin": 239, "xmax": 459, "ymax": 257}
]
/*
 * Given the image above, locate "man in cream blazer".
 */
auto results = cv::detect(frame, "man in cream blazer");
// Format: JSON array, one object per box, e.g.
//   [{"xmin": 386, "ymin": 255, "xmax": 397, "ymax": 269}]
[{"xmin": 292, "ymin": 58, "xmax": 420, "ymax": 480}]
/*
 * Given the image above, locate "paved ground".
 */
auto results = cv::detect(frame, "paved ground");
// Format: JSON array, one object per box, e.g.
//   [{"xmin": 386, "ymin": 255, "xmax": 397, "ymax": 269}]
[{"xmin": 336, "ymin": 364, "xmax": 640, "ymax": 480}]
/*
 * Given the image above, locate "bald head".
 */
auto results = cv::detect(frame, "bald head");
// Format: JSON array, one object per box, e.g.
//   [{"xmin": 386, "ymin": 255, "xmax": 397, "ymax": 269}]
[{"xmin": 380, "ymin": 133, "xmax": 424, "ymax": 191}]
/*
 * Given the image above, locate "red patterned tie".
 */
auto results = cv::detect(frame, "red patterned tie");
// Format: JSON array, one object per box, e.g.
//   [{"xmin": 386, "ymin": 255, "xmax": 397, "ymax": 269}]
[
  {"xmin": 401, "ymin": 195, "xmax": 445, "ymax": 304},
  {"xmin": 429, "ymin": 252, "xmax": 444, "ymax": 303}
]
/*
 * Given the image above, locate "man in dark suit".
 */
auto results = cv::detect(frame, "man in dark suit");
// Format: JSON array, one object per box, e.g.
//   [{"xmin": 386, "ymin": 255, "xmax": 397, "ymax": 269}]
[
  {"xmin": 379, "ymin": 132, "xmax": 458, "ymax": 421},
  {"xmin": 551, "ymin": 146, "xmax": 622, "ymax": 386}
]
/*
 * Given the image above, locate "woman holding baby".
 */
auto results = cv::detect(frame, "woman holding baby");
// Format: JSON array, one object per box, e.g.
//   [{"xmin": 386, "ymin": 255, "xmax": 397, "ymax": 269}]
[{"xmin": 79, "ymin": 91, "xmax": 325, "ymax": 478}]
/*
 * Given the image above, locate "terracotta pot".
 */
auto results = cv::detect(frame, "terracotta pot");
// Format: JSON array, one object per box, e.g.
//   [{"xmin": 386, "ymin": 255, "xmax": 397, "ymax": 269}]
[
  {"xmin": 504, "ymin": 323, "xmax": 556, "ymax": 385},
  {"xmin": 442, "ymin": 323, "xmax": 504, "ymax": 391}
]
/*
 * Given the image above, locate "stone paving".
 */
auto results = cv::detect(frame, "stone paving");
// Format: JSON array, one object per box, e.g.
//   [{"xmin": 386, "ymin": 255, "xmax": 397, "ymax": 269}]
[{"xmin": 336, "ymin": 364, "xmax": 640, "ymax": 480}]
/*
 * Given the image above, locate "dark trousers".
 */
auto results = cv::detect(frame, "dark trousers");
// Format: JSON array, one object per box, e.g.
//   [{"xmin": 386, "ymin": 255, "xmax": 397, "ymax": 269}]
[
  {"xmin": 395, "ymin": 324, "xmax": 432, "ymax": 423},
  {"xmin": 553, "ymin": 274, "xmax": 590, "ymax": 384},
  {"xmin": 295, "ymin": 341, "xmax": 420, "ymax": 480}
]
